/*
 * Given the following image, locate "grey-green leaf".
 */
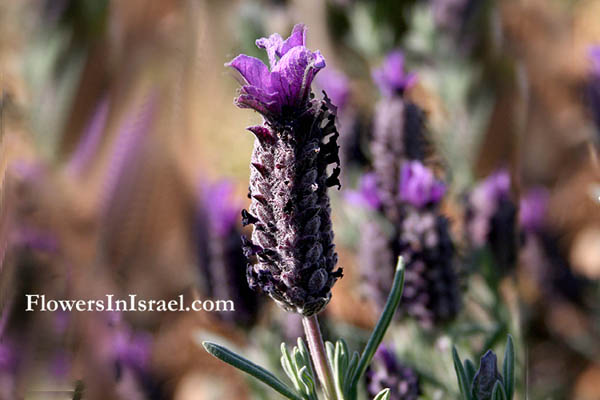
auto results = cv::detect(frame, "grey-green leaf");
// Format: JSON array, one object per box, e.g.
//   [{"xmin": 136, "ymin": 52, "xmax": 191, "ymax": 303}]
[
  {"xmin": 452, "ymin": 346, "xmax": 471, "ymax": 400},
  {"xmin": 203, "ymin": 341, "xmax": 303, "ymax": 400},
  {"xmin": 492, "ymin": 380, "xmax": 507, "ymax": 400},
  {"xmin": 464, "ymin": 359, "xmax": 477, "ymax": 383},
  {"xmin": 373, "ymin": 388, "xmax": 391, "ymax": 400},
  {"xmin": 502, "ymin": 335, "xmax": 515, "ymax": 400}
]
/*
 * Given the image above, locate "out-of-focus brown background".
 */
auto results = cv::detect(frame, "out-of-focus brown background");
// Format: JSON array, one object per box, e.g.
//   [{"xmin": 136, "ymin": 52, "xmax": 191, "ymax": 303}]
[{"xmin": 1, "ymin": 0, "xmax": 600, "ymax": 399}]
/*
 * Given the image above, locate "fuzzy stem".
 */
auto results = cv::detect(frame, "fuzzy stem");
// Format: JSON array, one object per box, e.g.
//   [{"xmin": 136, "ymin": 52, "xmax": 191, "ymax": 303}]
[{"xmin": 303, "ymin": 315, "xmax": 339, "ymax": 400}]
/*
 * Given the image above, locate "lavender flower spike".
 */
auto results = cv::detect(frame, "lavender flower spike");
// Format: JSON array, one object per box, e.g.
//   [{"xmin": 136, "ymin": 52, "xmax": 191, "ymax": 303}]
[
  {"xmin": 373, "ymin": 51, "xmax": 417, "ymax": 97},
  {"xmin": 399, "ymin": 161, "xmax": 446, "ymax": 208},
  {"xmin": 371, "ymin": 51, "xmax": 426, "ymax": 221},
  {"xmin": 227, "ymin": 24, "xmax": 342, "ymax": 316},
  {"xmin": 366, "ymin": 344, "xmax": 421, "ymax": 400}
]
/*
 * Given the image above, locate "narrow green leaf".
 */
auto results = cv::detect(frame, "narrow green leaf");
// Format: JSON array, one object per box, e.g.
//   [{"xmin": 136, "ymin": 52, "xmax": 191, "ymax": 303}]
[
  {"xmin": 298, "ymin": 366, "xmax": 318, "ymax": 400},
  {"xmin": 502, "ymin": 335, "xmax": 515, "ymax": 400},
  {"xmin": 326, "ymin": 341, "xmax": 335, "ymax": 366},
  {"xmin": 464, "ymin": 359, "xmax": 477, "ymax": 384},
  {"xmin": 345, "ymin": 351, "xmax": 360, "ymax": 395},
  {"xmin": 452, "ymin": 346, "xmax": 471, "ymax": 400},
  {"xmin": 334, "ymin": 340, "xmax": 347, "ymax": 398},
  {"xmin": 297, "ymin": 338, "xmax": 317, "ymax": 385},
  {"xmin": 281, "ymin": 344, "xmax": 302, "ymax": 391},
  {"xmin": 203, "ymin": 341, "xmax": 303, "ymax": 400},
  {"xmin": 349, "ymin": 257, "xmax": 405, "ymax": 398},
  {"xmin": 373, "ymin": 388, "xmax": 391, "ymax": 400},
  {"xmin": 338, "ymin": 339, "xmax": 350, "ymax": 372},
  {"xmin": 492, "ymin": 380, "xmax": 507, "ymax": 400}
]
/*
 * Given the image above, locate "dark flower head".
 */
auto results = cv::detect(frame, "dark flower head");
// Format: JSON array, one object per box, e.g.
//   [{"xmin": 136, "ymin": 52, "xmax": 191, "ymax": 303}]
[
  {"xmin": 226, "ymin": 24, "xmax": 325, "ymax": 119},
  {"xmin": 316, "ymin": 68, "xmax": 350, "ymax": 111},
  {"xmin": 519, "ymin": 187, "xmax": 549, "ymax": 233},
  {"xmin": 366, "ymin": 344, "xmax": 421, "ymax": 400},
  {"xmin": 373, "ymin": 51, "xmax": 417, "ymax": 97},
  {"xmin": 229, "ymin": 25, "xmax": 342, "ymax": 316},
  {"xmin": 345, "ymin": 173, "xmax": 381, "ymax": 210},
  {"xmin": 471, "ymin": 350, "xmax": 503, "ymax": 400},
  {"xmin": 399, "ymin": 161, "xmax": 446, "ymax": 209}
]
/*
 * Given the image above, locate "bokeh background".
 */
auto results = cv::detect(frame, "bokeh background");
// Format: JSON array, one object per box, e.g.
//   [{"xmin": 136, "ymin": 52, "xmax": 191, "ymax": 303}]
[{"xmin": 1, "ymin": 0, "xmax": 600, "ymax": 399}]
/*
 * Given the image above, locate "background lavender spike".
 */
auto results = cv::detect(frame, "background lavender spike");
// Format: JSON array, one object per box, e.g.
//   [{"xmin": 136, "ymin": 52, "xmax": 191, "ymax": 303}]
[
  {"xmin": 519, "ymin": 188, "xmax": 587, "ymax": 304},
  {"xmin": 356, "ymin": 161, "xmax": 460, "ymax": 328},
  {"xmin": 227, "ymin": 24, "xmax": 342, "ymax": 316},
  {"xmin": 365, "ymin": 344, "xmax": 421, "ymax": 400},
  {"xmin": 195, "ymin": 181, "xmax": 261, "ymax": 326},
  {"xmin": 359, "ymin": 219, "xmax": 395, "ymax": 310},
  {"xmin": 371, "ymin": 51, "xmax": 427, "ymax": 222},
  {"xmin": 398, "ymin": 210, "xmax": 461, "ymax": 328},
  {"xmin": 466, "ymin": 169, "xmax": 518, "ymax": 272}
]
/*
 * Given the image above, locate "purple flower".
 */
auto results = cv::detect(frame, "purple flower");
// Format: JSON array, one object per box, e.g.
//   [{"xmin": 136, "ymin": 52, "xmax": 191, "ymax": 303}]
[
  {"xmin": 226, "ymin": 24, "xmax": 325, "ymax": 119},
  {"xmin": 345, "ymin": 173, "xmax": 381, "ymax": 210},
  {"xmin": 316, "ymin": 68, "xmax": 350, "ymax": 111},
  {"xmin": 399, "ymin": 161, "xmax": 446, "ymax": 208},
  {"xmin": 229, "ymin": 25, "xmax": 342, "ymax": 316},
  {"xmin": 366, "ymin": 344, "xmax": 420, "ymax": 400},
  {"xmin": 590, "ymin": 46, "xmax": 600, "ymax": 74},
  {"xmin": 466, "ymin": 169, "xmax": 517, "ymax": 272},
  {"xmin": 195, "ymin": 180, "xmax": 261, "ymax": 326},
  {"xmin": 114, "ymin": 330, "xmax": 152, "ymax": 372},
  {"xmin": 519, "ymin": 187, "xmax": 549, "ymax": 233},
  {"xmin": 373, "ymin": 51, "xmax": 417, "ymax": 97},
  {"xmin": 371, "ymin": 52, "xmax": 426, "ymax": 221},
  {"xmin": 467, "ymin": 169, "xmax": 511, "ymax": 246},
  {"xmin": 201, "ymin": 181, "xmax": 241, "ymax": 237}
]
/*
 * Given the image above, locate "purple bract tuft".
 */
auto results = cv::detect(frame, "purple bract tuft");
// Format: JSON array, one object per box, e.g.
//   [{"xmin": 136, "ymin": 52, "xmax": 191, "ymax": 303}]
[
  {"xmin": 345, "ymin": 173, "xmax": 381, "ymax": 210},
  {"xmin": 316, "ymin": 68, "xmax": 350, "ymax": 111},
  {"xmin": 399, "ymin": 161, "xmax": 446, "ymax": 208},
  {"xmin": 226, "ymin": 24, "xmax": 325, "ymax": 119},
  {"xmin": 373, "ymin": 51, "xmax": 417, "ymax": 97},
  {"xmin": 519, "ymin": 187, "xmax": 549, "ymax": 233},
  {"xmin": 201, "ymin": 181, "xmax": 241, "ymax": 237},
  {"xmin": 590, "ymin": 46, "xmax": 600, "ymax": 74}
]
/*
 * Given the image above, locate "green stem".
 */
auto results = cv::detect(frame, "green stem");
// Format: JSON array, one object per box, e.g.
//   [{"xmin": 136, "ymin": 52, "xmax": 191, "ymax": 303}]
[{"xmin": 303, "ymin": 315, "xmax": 339, "ymax": 400}]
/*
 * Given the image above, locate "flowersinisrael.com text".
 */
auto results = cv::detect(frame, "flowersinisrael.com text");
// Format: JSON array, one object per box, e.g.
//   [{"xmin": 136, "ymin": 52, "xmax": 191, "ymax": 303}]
[{"xmin": 25, "ymin": 294, "xmax": 235, "ymax": 313}]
